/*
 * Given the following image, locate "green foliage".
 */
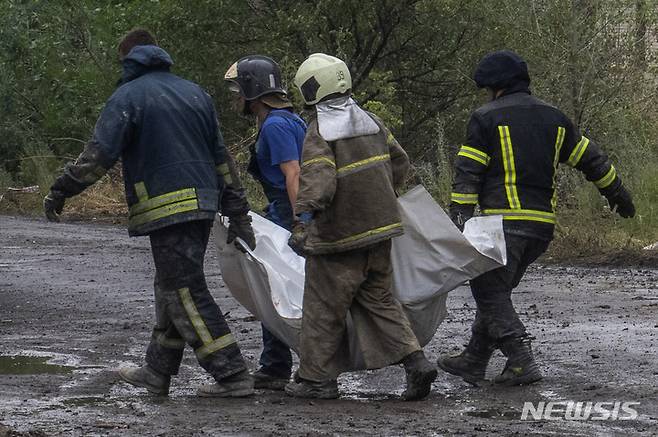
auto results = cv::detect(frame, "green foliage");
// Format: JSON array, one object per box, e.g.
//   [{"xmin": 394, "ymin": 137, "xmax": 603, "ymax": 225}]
[
  {"xmin": 0, "ymin": 167, "xmax": 13, "ymax": 191},
  {"xmin": 0, "ymin": 0, "xmax": 656, "ymax": 249},
  {"xmin": 18, "ymin": 142, "xmax": 60, "ymax": 196}
]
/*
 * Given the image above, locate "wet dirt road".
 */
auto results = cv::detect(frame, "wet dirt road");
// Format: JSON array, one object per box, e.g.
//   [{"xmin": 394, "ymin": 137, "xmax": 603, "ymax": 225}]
[{"xmin": 0, "ymin": 215, "xmax": 656, "ymax": 436}]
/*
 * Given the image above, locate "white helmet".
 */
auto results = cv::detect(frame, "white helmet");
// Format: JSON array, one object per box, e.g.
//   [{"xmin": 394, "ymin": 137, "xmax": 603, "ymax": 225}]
[{"xmin": 294, "ymin": 53, "xmax": 352, "ymax": 105}]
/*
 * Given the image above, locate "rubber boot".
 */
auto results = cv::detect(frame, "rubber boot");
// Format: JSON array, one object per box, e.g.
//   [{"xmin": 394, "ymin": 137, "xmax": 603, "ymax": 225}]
[
  {"xmin": 118, "ymin": 364, "xmax": 171, "ymax": 396},
  {"xmin": 252, "ymin": 368, "xmax": 290, "ymax": 391},
  {"xmin": 197, "ymin": 369, "xmax": 255, "ymax": 397},
  {"xmin": 401, "ymin": 350, "xmax": 438, "ymax": 401},
  {"xmin": 437, "ymin": 335, "xmax": 495, "ymax": 386},
  {"xmin": 493, "ymin": 336, "xmax": 542, "ymax": 386},
  {"xmin": 284, "ymin": 372, "xmax": 339, "ymax": 399}
]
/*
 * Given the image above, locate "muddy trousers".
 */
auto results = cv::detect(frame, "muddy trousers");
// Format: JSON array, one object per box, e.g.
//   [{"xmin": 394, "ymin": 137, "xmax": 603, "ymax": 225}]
[
  {"xmin": 469, "ymin": 234, "xmax": 550, "ymax": 344},
  {"xmin": 298, "ymin": 240, "xmax": 420, "ymax": 382},
  {"xmin": 144, "ymin": 220, "xmax": 246, "ymax": 381}
]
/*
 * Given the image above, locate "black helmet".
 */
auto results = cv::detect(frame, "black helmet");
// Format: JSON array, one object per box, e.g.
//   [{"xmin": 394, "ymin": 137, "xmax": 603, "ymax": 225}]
[
  {"xmin": 224, "ymin": 55, "xmax": 286, "ymax": 100},
  {"xmin": 473, "ymin": 50, "xmax": 530, "ymax": 90}
]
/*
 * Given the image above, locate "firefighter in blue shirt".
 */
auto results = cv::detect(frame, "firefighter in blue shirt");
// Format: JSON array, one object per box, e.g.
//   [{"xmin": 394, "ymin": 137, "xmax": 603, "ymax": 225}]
[
  {"xmin": 224, "ymin": 55, "xmax": 307, "ymax": 389},
  {"xmin": 44, "ymin": 29, "xmax": 256, "ymax": 397}
]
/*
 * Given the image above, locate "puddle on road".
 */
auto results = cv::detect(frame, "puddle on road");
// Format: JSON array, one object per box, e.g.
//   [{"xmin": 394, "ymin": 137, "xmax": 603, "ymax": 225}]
[{"xmin": 0, "ymin": 355, "xmax": 75, "ymax": 375}]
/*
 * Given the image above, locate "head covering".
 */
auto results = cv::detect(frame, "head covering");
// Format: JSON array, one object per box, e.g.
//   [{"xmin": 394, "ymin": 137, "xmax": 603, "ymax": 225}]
[
  {"xmin": 473, "ymin": 50, "xmax": 530, "ymax": 90},
  {"xmin": 260, "ymin": 92, "xmax": 293, "ymax": 109}
]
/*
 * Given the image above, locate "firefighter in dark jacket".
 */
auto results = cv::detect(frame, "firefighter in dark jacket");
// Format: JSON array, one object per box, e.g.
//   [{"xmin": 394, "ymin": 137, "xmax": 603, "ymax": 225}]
[
  {"xmin": 43, "ymin": 29, "xmax": 256, "ymax": 397},
  {"xmin": 438, "ymin": 50, "xmax": 635, "ymax": 386},
  {"xmin": 224, "ymin": 55, "xmax": 307, "ymax": 390}
]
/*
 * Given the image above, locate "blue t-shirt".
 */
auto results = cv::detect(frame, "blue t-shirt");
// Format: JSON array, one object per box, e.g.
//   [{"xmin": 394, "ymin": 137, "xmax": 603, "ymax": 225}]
[{"xmin": 256, "ymin": 109, "xmax": 307, "ymax": 190}]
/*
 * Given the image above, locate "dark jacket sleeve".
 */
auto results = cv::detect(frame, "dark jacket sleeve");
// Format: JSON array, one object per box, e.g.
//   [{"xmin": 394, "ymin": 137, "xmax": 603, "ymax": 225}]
[
  {"xmin": 212, "ymin": 117, "xmax": 250, "ymax": 218},
  {"xmin": 451, "ymin": 112, "xmax": 491, "ymax": 206},
  {"xmin": 559, "ymin": 117, "xmax": 622, "ymax": 196},
  {"xmin": 50, "ymin": 92, "xmax": 130, "ymax": 198}
]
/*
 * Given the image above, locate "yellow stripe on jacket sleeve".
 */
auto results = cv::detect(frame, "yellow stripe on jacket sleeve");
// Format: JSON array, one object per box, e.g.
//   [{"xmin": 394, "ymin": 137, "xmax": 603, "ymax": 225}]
[
  {"xmin": 457, "ymin": 145, "xmax": 490, "ymax": 166},
  {"xmin": 302, "ymin": 156, "xmax": 336, "ymax": 168},
  {"xmin": 567, "ymin": 136, "xmax": 590, "ymax": 167},
  {"xmin": 594, "ymin": 166, "xmax": 617, "ymax": 189},
  {"xmin": 451, "ymin": 192, "xmax": 479, "ymax": 205}
]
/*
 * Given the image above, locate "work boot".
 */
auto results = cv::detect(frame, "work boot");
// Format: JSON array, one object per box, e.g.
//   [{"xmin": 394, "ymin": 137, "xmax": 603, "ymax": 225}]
[
  {"xmin": 252, "ymin": 368, "xmax": 290, "ymax": 391},
  {"xmin": 118, "ymin": 365, "xmax": 171, "ymax": 396},
  {"xmin": 493, "ymin": 336, "xmax": 542, "ymax": 386},
  {"xmin": 437, "ymin": 335, "xmax": 495, "ymax": 386},
  {"xmin": 197, "ymin": 370, "xmax": 255, "ymax": 397},
  {"xmin": 284, "ymin": 374, "xmax": 339, "ymax": 399},
  {"xmin": 401, "ymin": 350, "xmax": 438, "ymax": 401}
]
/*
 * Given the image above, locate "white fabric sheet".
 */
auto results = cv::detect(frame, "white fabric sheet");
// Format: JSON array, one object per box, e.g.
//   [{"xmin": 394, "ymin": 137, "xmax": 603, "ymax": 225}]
[{"xmin": 213, "ymin": 185, "xmax": 506, "ymax": 368}]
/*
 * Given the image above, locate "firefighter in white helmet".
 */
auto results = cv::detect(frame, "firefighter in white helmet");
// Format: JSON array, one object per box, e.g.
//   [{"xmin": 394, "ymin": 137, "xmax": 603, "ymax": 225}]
[{"xmin": 285, "ymin": 53, "xmax": 437, "ymax": 400}]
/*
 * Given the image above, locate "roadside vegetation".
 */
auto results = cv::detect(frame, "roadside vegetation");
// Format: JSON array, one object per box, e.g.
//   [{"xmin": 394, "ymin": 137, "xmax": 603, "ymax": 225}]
[{"xmin": 1, "ymin": 0, "xmax": 657, "ymax": 257}]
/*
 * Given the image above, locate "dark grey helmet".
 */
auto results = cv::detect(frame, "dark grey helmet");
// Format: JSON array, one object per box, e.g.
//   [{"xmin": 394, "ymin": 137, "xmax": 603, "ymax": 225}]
[{"xmin": 224, "ymin": 55, "xmax": 286, "ymax": 100}]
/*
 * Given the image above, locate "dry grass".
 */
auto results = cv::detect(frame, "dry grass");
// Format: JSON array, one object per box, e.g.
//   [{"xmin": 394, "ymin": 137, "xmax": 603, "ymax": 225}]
[{"xmin": 0, "ymin": 170, "xmax": 126, "ymax": 223}]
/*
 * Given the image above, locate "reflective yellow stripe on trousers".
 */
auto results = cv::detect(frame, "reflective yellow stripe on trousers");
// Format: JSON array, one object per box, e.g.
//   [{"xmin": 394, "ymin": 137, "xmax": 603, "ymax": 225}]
[
  {"xmin": 178, "ymin": 287, "xmax": 236, "ymax": 359},
  {"xmin": 498, "ymin": 126, "xmax": 521, "ymax": 209}
]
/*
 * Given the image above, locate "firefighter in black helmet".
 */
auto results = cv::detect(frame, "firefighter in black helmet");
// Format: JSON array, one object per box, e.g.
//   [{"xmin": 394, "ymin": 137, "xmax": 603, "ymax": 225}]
[
  {"xmin": 224, "ymin": 55, "xmax": 307, "ymax": 390},
  {"xmin": 438, "ymin": 50, "xmax": 635, "ymax": 387}
]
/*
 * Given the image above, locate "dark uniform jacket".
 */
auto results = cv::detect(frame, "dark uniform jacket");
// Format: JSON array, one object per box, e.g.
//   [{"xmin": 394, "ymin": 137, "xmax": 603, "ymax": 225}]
[
  {"xmin": 451, "ymin": 84, "xmax": 622, "ymax": 241},
  {"xmin": 295, "ymin": 112, "xmax": 409, "ymax": 254},
  {"xmin": 51, "ymin": 45, "xmax": 248, "ymax": 236}
]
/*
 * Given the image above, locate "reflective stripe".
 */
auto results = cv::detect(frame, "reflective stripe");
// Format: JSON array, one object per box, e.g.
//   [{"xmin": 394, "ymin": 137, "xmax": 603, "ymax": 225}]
[
  {"xmin": 483, "ymin": 208, "xmax": 556, "ymax": 224},
  {"xmin": 154, "ymin": 332, "xmax": 185, "ymax": 350},
  {"xmin": 451, "ymin": 192, "xmax": 479, "ymax": 205},
  {"xmin": 567, "ymin": 136, "xmax": 590, "ymax": 167},
  {"xmin": 129, "ymin": 199, "xmax": 199, "ymax": 228},
  {"xmin": 457, "ymin": 145, "xmax": 490, "ymax": 166},
  {"xmin": 594, "ymin": 166, "xmax": 617, "ymax": 189},
  {"xmin": 178, "ymin": 288, "xmax": 237, "ymax": 358},
  {"xmin": 196, "ymin": 334, "xmax": 237, "ymax": 359},
  {"xmin": 178, "ymin": 287, "xmax": 213, "ymax": 344},
  {"xmin": 302, "ymin": 156, "xmax": 336, "ymax": 168},
  {"xmin": 551, "ymin": 127, "xmax": 566, "ymax": 211},
  {"xmin": 216, "ymin": 163, "xmax": 233, "ymax": 185},
  {"xmin": 135, "ymin": 182, "xmax": 148, "ymax": 201},
  {"xmin": 498, "ymin": 126, "xmax": 521, "ymax": 209},
  {"xmin": 336, "ymin": 153, "xmax": 390, "ymax": 175},
  {"xmin": 332, "ymin": 222, "xmax": 403, "ymax": 245},
  {"xmin": 129, "ymin": 188, "xmax": 197, "ymax": 216}
]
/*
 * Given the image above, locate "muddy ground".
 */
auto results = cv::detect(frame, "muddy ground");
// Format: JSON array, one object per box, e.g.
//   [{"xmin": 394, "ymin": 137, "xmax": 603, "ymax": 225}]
[{"xmin": 0, "ymin": 215, "xmax": 656, "ymax": 436}]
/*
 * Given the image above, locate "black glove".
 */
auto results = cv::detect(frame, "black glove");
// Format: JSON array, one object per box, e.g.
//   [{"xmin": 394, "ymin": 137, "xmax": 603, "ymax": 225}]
[
  {"xmin": 288, "ymin": 220, "xmax": 307, "ymax": 257},
  {"xmin": 227, "ymin": 214, "xmax": 256, "ymax": 251},
  {"xmin": 449, "ymin": 203, "xmax": 475, "ymax": 232},
  {"xmin": 604, "ymin": 185, "xmax": 635, "ymax": 218},
  {"xmin": 44, "ymin": 191, "xmax": 65, "ymax": 222}
]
